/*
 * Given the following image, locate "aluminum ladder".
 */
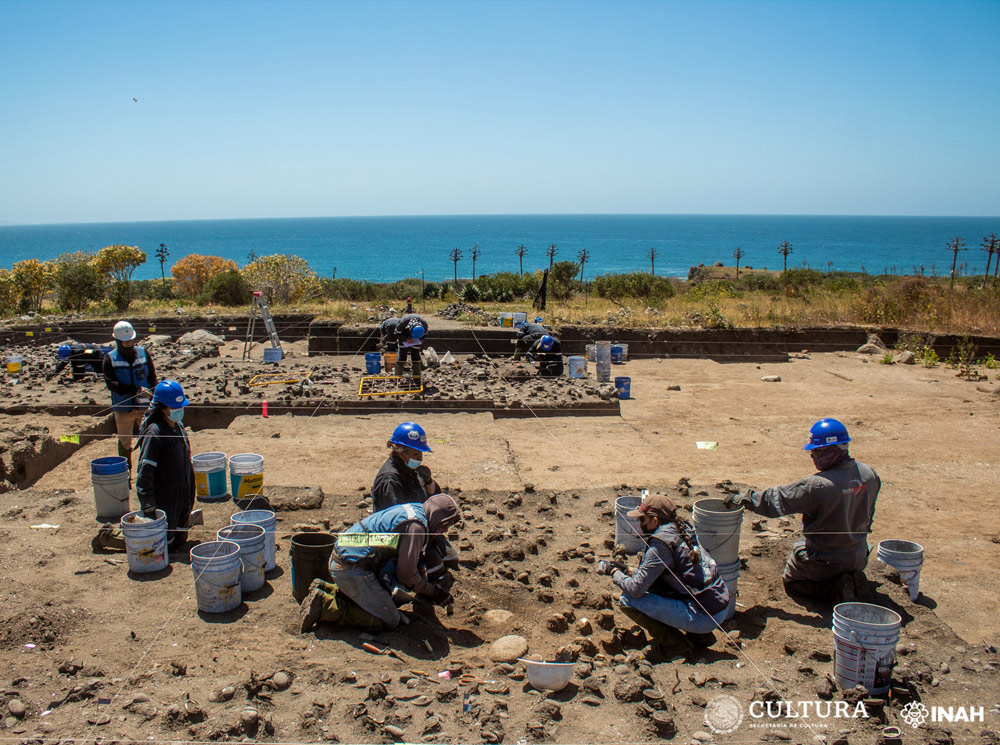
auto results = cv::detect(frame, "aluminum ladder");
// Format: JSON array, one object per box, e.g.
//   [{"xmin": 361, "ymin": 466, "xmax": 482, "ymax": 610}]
[{"xmin": 243, "ymin": 292, "xmax": 283, "ymax": 360}]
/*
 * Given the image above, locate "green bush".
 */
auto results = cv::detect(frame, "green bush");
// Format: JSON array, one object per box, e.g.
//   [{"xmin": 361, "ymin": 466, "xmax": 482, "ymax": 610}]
[
  {"xmin": 734, "ymin": 273, "xmax": 781, "ymax": 292},
  {"xmin": 460, "ymin": 283, "xmax": 482, "ymax": 302},
  {"xmin": 550, "ymin": 261, "xmax": 580, "ymax": 300},
  {"xmin": 591, "ymin": 272, "xmax": 676, "ymax": 301},
  {"xmin": 320, "ymin": 278, "xmax": 380, "ymax": 301},
  {"xmin": 54, "ymin": 251, "xmax": 104, "ymax": 312},
  {"xmin": 201, "ymin": 269, "xmax": 251, "ymax": 306}
]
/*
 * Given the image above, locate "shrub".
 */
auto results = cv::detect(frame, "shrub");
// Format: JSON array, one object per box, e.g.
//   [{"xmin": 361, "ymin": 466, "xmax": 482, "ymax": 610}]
[
  {"xmin": 91, "ymin": 244, "xmax": 145, "ymax": 311},
  {"xmin": 12, "ymin": 258, "xmax": 57, "ymax": 312},
  {"xmin": 0, "ymin": 269, "xmax": 19, "ymax": 317},
  {"xmin": 550, "ymin": 261, "xmax": 580, "ymax": 300},
  {"xmin": 734, "ymin": 273, "xmax": 781, "ymax": 292},
  {"xmin": 171, "ymin": 254, "xmax": 239, "ymax": 297},
  {"xmin": 54, "ymin": 252, "xmax": 104, "ymax": 312},
  {"xmin": 201, "ymin": 269, "xmax": 251, "ymax": 306},
  {"xmin": 460, "ymin": 283, "xmax": 482, "ymax": 302},
  {"xmin": 241, "ymin": 254, "xmax": 319, "ymax": 305},
  {"xmin": 591, "ymin": 272, "xmax": 676, "ymax": 301}
]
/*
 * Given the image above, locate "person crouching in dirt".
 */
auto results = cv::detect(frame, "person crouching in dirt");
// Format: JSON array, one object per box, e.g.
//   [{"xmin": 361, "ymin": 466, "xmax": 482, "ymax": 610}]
[
  {"xmin": 525, "ymin": 333, "xmax": 564, "ymax": 377},
  {"xmin": 103, "ymin": 320, "xmax": 157, "ymax": 473},
  {"xmin": 372, "ymin": 422, "xmax": 458, "ymax": 583},
  {"xmin": 512, "ymin": 318, "xmax": 547, "ymax": 362},
  {"xmin": 725, "ymin": 418, "xmax": 880, "ymax": 603},
  {"xmin": 298, "ymin": 494, "xmax": 461, "ymax": 633},
  {"xmin": 597, "ymin": 494, "xmax": 730, "ymax": 663},
  {"xmin": 135, "ymin": 380, "xmax": 196, "ymax": 553},
  {"xmin": 51, "ymin": 343, "xmax": 108, "ymax": 381}
]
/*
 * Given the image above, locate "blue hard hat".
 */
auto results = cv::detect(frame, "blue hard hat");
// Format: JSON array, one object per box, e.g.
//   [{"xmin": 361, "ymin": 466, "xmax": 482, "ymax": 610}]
[
  {"xmin": 410, "ymin": 325, "xmax": 426, "ymax": 340},
  {"xmin": 804, "ymin": 418, "xmax": 850, "ymax": 450},
  {"xmin": 539, "ymin": 335, "xmax": 555, "ymax": 351},
  {"xmin": 519, "ymin": 321, "xmax": 530, "ymax": 329},
  {"xmin": 58, "ymin": 344, "xmax": 72, "ymax": 360},
  {"xmin": 534, "ymin": 316, "xmax": 543, "ymax": 323},
  {"xmin": 390, "ymin": 421, "xmax": 431, "ymax": 453},
  {"xmin": 152, "ymin": 379, "xmax": 190, "ymax": 408}
]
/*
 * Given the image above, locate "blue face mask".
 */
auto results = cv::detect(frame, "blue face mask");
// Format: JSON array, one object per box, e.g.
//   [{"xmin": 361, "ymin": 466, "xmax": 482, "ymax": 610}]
[
  {"xmin": 406, "ymin": 458, "xmax": 421, "ymax": 470},
  {"xmin": 168, "ymin": 408, "xmax": 185, "ymax": 423}
]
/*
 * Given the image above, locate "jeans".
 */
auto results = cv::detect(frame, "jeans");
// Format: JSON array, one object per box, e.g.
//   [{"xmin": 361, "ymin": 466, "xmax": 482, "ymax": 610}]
[{"xmin": 619, "ymin": 592, "xmax": 728, "ymax": 634}]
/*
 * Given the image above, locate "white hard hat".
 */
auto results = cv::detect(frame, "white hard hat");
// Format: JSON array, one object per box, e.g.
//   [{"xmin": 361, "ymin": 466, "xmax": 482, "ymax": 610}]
[{"xmin": 113, "ymin": 320, "xmax": 136, "ymax": 341}]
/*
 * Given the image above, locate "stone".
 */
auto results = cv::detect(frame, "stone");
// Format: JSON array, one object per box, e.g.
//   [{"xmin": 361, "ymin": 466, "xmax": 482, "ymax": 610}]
[
  {"xmin": 613, "ymin": 675, "xmax": 645, "ymax": 703},
  {"xmin": 241, "ymin": 708, "xmax": 259, "ymax": 728},
  {"xmin": 761, "ymin": 375, "xmax": 782, "ymax": 383},
  {"xmin": 691, "ymin": 732, "xmax": 713, "ymax": 742},
  {"xmin": 484, "ymin": 609, "xmax": 514, "ymax": 626},
  {"xmin": 783, "ymin": 641, "xmax": 798, "ymax": 656},
  {"xmin": 546, "ymin": 614, "xmax": 569, "ymax": 633},
  {"xmin": 384, "ymin": 724, "xmax": 406, "ymax": 739},
  {"xmin": 488, "ymin": 635, "xmax": 528, "ymax": 663},
  {"xmin": 271, "ymin": 671, "xmax": 291, "ymax": 690},
  {"xmin": 857, "ymin": 334, "xmax": 887, "ymax": 354},
  {"xmin": 575, "ymin": 618, "xmax": 594, "ymax": 636},
  {"xmin": 7, "ymin": 700, "xmax": 25, "ymax": 718},
  {"xmin": 177, "ymin": 329, "xmax": 225, "ymax": 346},
  {"xmin": 897, "ymin": 350, "xmax": 916, "ymax": 364}
]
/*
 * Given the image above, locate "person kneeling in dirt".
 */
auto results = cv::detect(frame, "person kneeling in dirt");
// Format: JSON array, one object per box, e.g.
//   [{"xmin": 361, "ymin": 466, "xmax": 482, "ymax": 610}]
[
  {"xmin": 135, "ymin": 380, "xmax": 196, "ymax": 553},
  {"xmin": 597, "ymin": 494, "xmax": 730, "ymax": 662},
  {"xmin": 725, "ymin": 418, "xmax": 880, "ymax": 603},
  {"xmin": 372, "ymin": 422, "xmax": 458, "ymax": 582},
  {"xmin": 525, "ymin": 334, "xmax": 564, "ymax": 377},
  {"xmin": 52, "ymin": 343, "xmax": 108, "ymax": 381},
  {"xmin": 308, "ymin": 494, "xmax": 461, "ymax": 631},
  {"xmin": 512, "ymin": 318, "xmax": 547, "ymax": 362}
]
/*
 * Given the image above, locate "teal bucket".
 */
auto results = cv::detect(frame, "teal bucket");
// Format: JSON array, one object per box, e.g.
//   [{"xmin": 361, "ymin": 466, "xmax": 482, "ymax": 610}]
[
  {"xmin": 231, "ymin": 509, "xmax": 277, "ymax": 571},
  {"xmin": 229, "ymin": 453, "xmax": 264, "ymax": 501},
  {"xmin": 193, "ymin": 452, "xmax": 228, "ymax": 502},
  {"xmin": 217, "ymin": 523, "xmax": 266, "ymax": 592},
  {"xmin": 614, "ymin": 376, "xmax": 631, "ymax": 399},
  {"xmin": 190, "ymin": 540, "xmax": 242, "ymax": 613},
  {"xmin": 120, "ymin": 510, "xmax": 169, "ymax": 574}
]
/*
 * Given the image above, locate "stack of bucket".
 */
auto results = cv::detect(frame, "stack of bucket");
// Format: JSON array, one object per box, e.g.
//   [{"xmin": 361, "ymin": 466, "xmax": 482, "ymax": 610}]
[
  {"xmin": 217, "ymin": 523, "xmax": 267, "ymax": 592},
  {"xmin": 91, "ymin": 456, "xmax": 131, "ymax": 521},
  {"xmin": 231, "ymin": 509, "xmax": 278, "ymax": 571},
  {"xmin": 229, "ymin": 453, "xmax": 264, "ymax": 507},
  {"xmin": 585, "ymin": 344, "xmax": 596, "ymax": 362},
  {"xmin": 832, "ymin": 602, "xmax": 901, "ymax": 694},
  {"xmin": 120, "ymin": 509, "xmax": 169, "ymax": 574},
  {"xmin": 614, "ymin": 495, "xmax": 647, "ymax": 555},
  {"xmin": 192, "ymin": 452, "xmax": 229, "ymax": 502},
  {"xmin": 595, "ymin": 341, "xmax": 612, "ymax": 383},
  {"xmin": 693, "ymin": 498, "xmax": 744, "ymax": 620},
  {"xmin": 876, "ymin": 540, "xmax": 924, "ymax": 601}
]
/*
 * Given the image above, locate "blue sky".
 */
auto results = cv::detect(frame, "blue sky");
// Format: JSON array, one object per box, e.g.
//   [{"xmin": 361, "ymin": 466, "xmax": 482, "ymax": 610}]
[{"xmin": 2, "ymin": 0, "xmax": 998, "ymax": 224}]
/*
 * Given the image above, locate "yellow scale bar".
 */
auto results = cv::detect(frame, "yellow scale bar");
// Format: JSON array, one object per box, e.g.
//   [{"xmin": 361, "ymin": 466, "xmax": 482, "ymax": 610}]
[
  {"xmin": 358, "ymin": 375, "xmax": 423, "ymax": 397},
  {"xmin": 247, "ymin": 371, "xmax": 313, "ymax": 387}
]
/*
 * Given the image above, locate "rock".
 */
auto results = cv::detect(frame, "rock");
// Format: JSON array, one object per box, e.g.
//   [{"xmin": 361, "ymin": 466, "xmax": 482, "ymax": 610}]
[
  {"xmin": 131, "ymin": 693, "xmax": 150, "ymax": 704},
  {"xmin": 690, "ymin": 694, "xmax": 707, "ymax": 707},
  {"xmin": 897, "ymin": 350, "xmax": 916, "ymax": 364},
  {"xmin": 546, "ymin": 614, "xmax": 569, "ymax": 633},
  {"xmin": 488, "ymin": 635, "xmax": 528, "ymax": 663},
  {"xmin": 810, "ymin": 649, "xmax": 833, "ymax": 662},
  {"xmin": 241, "ymin": 708, "xmax": 259, "ymax": 728},
  {"xmin": 783, "ymin": 641, "xmax": 798, "ymax": 656},
  {"xmin": 384, "ymin": 724, "xmax": 406, "ymax": 739},
  {"xmin": 761, "ymin": 375, "xmax": 782, "ymax": 382},
  {"xmin": 177, "ymin": 329, "xmax": 225, "ymax": 346},
  {"xmin": 940, "ymin": 662, "xmax": 950, "ymax": 674},
  {"xmin": 7, "ymin": 700, "xmax": 25, "ymax": 718},
  {"xmin": 575, "ymin": 618, "xmax": 593, "ymax": 636},
  {"xmin": 484, "ymin": 609, "xmax": 514, "ymax": 626},
  {"xmin": 691, "ymin": 732, "xmax": 713, "ymax": 742},
  {"xmin": 667, "ymin": 384, "xmax": 681, "ymax": 391},
  {"xmin": 857, "ymin": 334, "xmax": 886, "ymax": 354},
  {"xmin": 613, "ymin": 675, "xmax": 645, "ymax": 702},
  {"xmin": 271, "ymin": 671, "xmax": 291, "ymax": 690}
]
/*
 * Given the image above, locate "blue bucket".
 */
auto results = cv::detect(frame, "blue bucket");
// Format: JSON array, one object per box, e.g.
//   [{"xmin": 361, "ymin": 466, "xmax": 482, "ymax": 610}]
[
  {"xmin": 614, "ymin": 376, "xmax": 631, "ymax": 400},
  {"xmin": 91, "ymin": 456, "xmax": 129, "ymax": 476},
  {"xmin": 611, "ymin": 345, "xmax": 625, "ymax": 364},
  {"xmin": 365, "ymin": 352, "xmax": 382, "ymax": 374}
]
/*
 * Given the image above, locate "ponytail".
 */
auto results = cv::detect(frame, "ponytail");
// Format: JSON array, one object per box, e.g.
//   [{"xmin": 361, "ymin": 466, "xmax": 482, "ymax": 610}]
[{"xmin": 672, "ymin": 513, "xmax": 701, "ymax": 563}]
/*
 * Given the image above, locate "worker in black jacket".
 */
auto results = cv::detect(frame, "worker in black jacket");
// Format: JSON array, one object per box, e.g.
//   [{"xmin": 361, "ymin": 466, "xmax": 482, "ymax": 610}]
[
  {"xmin": 386, "ymin": 313, "xmax": 428, "ymax": 384},
  {"xmin": 136, "ymin": 380, "xmax": 195, "ymax": 553},
  {"xmin": 526, "ymin": 334, "xmax": 564, "ymax": 377},
  {"xmin": 512, "ymin": 318, "xmax": 547, "ymax": 361},
  {"xmin": 51, "ymin": 343, "xmax": 108, "ymax": 380}
]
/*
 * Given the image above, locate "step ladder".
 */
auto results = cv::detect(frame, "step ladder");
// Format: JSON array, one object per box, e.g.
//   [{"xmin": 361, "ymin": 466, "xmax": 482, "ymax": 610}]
[{"xmin": 243, "ymin": 292, "xmax": 283, "ymax": 361}]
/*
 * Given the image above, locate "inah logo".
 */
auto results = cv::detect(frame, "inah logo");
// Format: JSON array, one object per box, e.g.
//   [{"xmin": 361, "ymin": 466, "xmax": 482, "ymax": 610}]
[
  {"xmin": 705, "ymin": 694, "xmax": 744, "ymax": 734},
  {"xmin": 900, "ymin": 702, "xmax": 929, "ymax": 728}
]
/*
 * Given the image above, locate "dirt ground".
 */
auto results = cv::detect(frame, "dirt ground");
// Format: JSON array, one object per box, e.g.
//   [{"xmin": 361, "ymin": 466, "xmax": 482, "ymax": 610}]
[{"xmin": 1, "ymin": 341, "xmax": 999, "ymax": 744}]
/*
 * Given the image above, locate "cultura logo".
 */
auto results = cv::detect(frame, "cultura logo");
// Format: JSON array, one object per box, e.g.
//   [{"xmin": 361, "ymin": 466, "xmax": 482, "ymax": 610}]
[{"xmin": 900, "ymin": 702, "xmax": 928, "ymax": 728}]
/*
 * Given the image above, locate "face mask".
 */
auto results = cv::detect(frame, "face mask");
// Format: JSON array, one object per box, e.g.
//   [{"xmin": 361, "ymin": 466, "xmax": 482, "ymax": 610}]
[
  {"xmin": 406, "ymin": 457, "xmax": 421, "ymax": 470},
  {"xmin": 168, "ymin": 408, "xmax": 185, "ymax": 423}
]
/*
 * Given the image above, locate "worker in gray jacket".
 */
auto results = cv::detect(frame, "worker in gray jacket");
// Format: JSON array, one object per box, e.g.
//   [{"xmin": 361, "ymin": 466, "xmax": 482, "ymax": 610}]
[
  {"xmin": 727, "ymin": 418, "xmax": 880, "ymax": 601},
  {"xmin": 512, "ymin": 318, "xmax": 547, "ymax": 361}
]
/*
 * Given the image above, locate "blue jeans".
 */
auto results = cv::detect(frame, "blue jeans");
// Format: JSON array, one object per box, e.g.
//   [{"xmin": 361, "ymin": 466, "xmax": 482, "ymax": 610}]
[{"xmin": 619, "ymin": 592, "xmax": 728, "ymax": 634}]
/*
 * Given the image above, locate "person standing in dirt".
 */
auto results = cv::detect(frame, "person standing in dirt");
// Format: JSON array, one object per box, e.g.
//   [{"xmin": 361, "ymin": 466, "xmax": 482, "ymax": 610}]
[
  {"xmin": 135, "ymin": 380, "xmax": 196, "ymax": 553},
  {"xmin": 301, "ymin": 494, "xmax": 460, "ymax": 631},
  {"xmin": 726, "ymin": 418, "xmax": 880, "ymax": 602},
  {"xmin": 103, "ymin": 320, "xmax": 157, "ymax": 471},
  {"xmin": 597, "ymin": 494, "xmax": 730, "ymax": 662},
  {"xmin": 511, "ymin": 318, "xmax": 547, "ymax": 362},
  {"xmin": 525, "ymin": 333, "xmax": 564, "ymax": 377}
]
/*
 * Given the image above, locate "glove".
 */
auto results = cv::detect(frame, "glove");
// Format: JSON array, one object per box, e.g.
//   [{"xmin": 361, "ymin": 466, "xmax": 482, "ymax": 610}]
[
  {"xmin": 596, "ymin": 560, "xmax": 613, "ymax": 576},
  {"xmin": 142, "ymin": 505, "xmax": 158, "ymax": 519},
  {"xmin": 430, "ymin": 584, "xmax": 453, "ymax": 606},
  {"xmin": 723, "ymin": 493, "xmax": 742, "ymax": 509}
]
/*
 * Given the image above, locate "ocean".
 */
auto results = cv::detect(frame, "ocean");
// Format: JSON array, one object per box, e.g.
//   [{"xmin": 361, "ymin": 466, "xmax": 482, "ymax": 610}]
[{"xmin": 0, "ymin": 214, "xmax": 997, "ymax": 283}]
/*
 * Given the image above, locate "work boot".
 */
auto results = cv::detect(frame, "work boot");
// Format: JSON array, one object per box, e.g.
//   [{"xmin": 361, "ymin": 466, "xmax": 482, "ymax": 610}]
[
  {"xmin": 833, "ymin": 572, "xmax": 858, "ymax": 604},
  {"xmin": 394, "ymin": 360, "xmax": 406, "ymax": 378},
  {"xmin": 686, "ymin": 631, "xmax": 716, "ymax": 648},
  {"xmin": 411, "ymin": 358, "xmax": 423, "ymax": 387},
  {"xmin": 91, "ymin": 523, "xmax": 126, "ymax": 552},
  {"xmin": 299, "ymin": 586, "xmax": 327, "ymax": 633},
  {"xmin": 187, "ymin": 509, "xmax": 204, "ymax": 527}
]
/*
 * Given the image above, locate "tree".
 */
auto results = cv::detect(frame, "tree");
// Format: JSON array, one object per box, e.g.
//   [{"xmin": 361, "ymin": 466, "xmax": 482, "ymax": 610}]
[
  {"xmin": 648, "ymin": 247, "xmax": 657, "ymax": 275},
  {"xmin": 981, "ymin": 233, "xmax": 998, "ymax": 289},
  {"xmin": 155, "ymin": 243, "xmax": 170, "ymax": 291},
  {"xmin": 777, "ymin": 241, "xmax": 793, "ymax": 272},
  {"xmin": 0, "ymin": 269, "xmax": 18, "ymax": 316},
  {"xmin": 241, "ymin": 254, "xmax": 319, "ymax": 305},
  {"xmin": 448, "ymin": 247, "xmax": 462, "ymax": 284},
  {"xmin": 171, "ymin": 254, "xmax": 240, "ymax": 297},
  {"xmin": 91, "ymin": 244, "xmax": 146, "ymax": 311},
  {"xmin": 546, "ymin": 243, "xmax": 557, "ymax": 271},
  {"xmin": 54, "ymin": 251, "xmax": 104, "ymax": 312},
  {"xmin": 12, "ymin": 258, "xmax": 57, "ymax": 312},
  {"xmin": 471, "ymin": 243, "xmax": 481, "ymax": 281},
  {"xmin": 946, "ymin": 236, "xmax": 966, "ymax": 291},
  {"xmin": 202, "ymin": 269, "xmax": 251, "ymax": 306},
  {"xmin": 515, "ymin": 244, "xmax": 527, "ymax": 275},
  {"xmin": 732, "ymin": 247, "xmax": 745, "ymax": 278},
  {"xmin": 577, "ymin": 248, "xmax": 590, "ymax": 283}
]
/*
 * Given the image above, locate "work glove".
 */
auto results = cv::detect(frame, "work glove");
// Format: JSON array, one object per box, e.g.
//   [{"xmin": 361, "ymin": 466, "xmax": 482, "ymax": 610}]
[
  {"xmin": 723, "ymin": 493, "xmax": 742, "ymax": 509},
  {"xmin": 430, "ymin": 584, "xmax": 453, "ymax": 606},
  {"xmin": 142, "ymin": 505, "xmax": 158, "ymax": 519},
  {"xmin": 596, "ymin": 560, "xmax": 613, "ymax": 576}
]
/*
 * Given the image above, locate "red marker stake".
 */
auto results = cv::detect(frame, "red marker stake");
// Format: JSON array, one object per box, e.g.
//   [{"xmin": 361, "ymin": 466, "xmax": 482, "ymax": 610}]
[{"xmin": 262, "ymin": 400, "xmax": 268, "ymax": 418}]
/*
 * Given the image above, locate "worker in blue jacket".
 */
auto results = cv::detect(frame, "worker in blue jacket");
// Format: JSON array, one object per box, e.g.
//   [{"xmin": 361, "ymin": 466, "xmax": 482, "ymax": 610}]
[{"xmin": 102, "ymin": 320, "xmax": 156, "ymax": 471}]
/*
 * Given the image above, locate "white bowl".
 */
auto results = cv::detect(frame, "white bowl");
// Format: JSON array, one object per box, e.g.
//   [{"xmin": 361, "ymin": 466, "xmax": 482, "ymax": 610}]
[{"xmin": 518, "ymin": 658, "xmax": 575, "ymax": 691}]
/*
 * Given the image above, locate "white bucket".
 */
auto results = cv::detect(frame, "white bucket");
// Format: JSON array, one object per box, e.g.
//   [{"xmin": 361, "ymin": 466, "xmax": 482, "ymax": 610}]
[
  {"xmin": 6, "ymin": 355, "xmax": 23, "ymax": 374},
  {"xmin": 217, "ymin": 523, "xmax": 266, "ymax": 592},
  {"xmin": 93, "ymin": 471, "xmax": 130, "ymax": 521},
  {"xmin": 567, "ymin": 356, "xmax": 587, "ymax": 378},
  {"xmin": 614, "ymin": 495, "xmax": 647, "ymax": 555},
  {"xmin": 512, "ymin": 312, "xmax": 528, "ymax": 325},
  {"xmin": 499, "ymin": 313, "xmax": 514, "ymax": 328},
  {"xmin": 229, "ymin": 453, "xmax": 264, "ymax": 501},
  {"xmin": 832, "ymin": 602, "xmax": 901, "ymax": 694},
  {"xmin": 231, "ymin": 509, "xmax": 277, "ymax": 571},
  {"xmin": 877, "ymin": 540, "xmax": 924, "ymax": 601},
  {"xmin": 718, "ymin": 560, "xmax": 740, "ymax": 621},
  {"xmin": 190, "ymin": 540, "xmax": 242, "ymax": 613},
  {"xmin": 192, "ymin": 452, "xmax": 228, "ymax": 502},
  {"xmin": 596, "ymin": 341, "xmax": 612, "ymax": 383},
  {"xmin": 693, "ymin": 498, "xmax": 744, "ymax": 566},
  {"xmin": 585, "ymin": 344, "xmax": 596, "ymax": 362},
  {"xmin": 120, "ymin": 510, "xmax": 169, "ymax": 573}
]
